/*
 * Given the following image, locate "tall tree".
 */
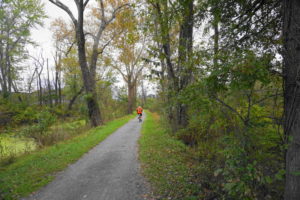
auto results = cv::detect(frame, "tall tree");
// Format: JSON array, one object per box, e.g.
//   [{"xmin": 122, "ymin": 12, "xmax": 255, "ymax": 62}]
[
  {"xmin": 32, "ymin": 52, "xmax": 45, "ymax": 106},
  {"xmin": 177, "ymin": 0, "xmax": 194, "ymax": 128},
  {"xmin": 108, "ymin": 7, "xmax": 146, "ymax": 114},
  {"xmin": 147, "ymin": 0, "xmax": 194, "ymax": 131},
  {"xmin": 49, "ymin": 0, "xmax": 128, "ymax": 126},
  {"xmin": 283, "ymin": 0, "xmax": 300, "ymax": 199}
]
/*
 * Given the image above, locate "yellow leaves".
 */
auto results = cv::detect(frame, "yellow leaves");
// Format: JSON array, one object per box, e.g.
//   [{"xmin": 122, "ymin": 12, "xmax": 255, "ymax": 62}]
[
  {"xmin": 118, "ymin": 46, "xmax": 134, "ymax": 65},
  {"xmin": 50, "ymin": 18, "xmax": 74, "ymax": 42},
  {"xmin": 105, "ymin": 0, "xmax": 129, "ymax": 9},
  {"xmin": 87, "ymin": 0, "xmax": 130, "ymax": 21},
  {"xmin": 61, "ymin": 50, "xmax": 80, "ymax": 75},
  {"xmin": 103, "ymin": 56, "xmax": 112, "ymax": 66},
  {"xmin": 90, "ymin": 7, "xmax": 101, "ymax": 20},
  {"xmin": 85, "ymin": 0, "xmax": 134, "ymax": 45}
]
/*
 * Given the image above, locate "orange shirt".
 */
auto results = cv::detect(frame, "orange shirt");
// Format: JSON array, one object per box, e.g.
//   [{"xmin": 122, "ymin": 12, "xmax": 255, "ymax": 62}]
[{"xmin": 136, "ymin": 107, "xmax": 143, "ymax": 114}]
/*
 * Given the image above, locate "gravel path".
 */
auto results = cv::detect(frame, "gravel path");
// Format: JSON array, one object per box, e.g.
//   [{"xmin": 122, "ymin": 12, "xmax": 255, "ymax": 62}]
[{"xmin": 24, "ymin": 114, "xmax": 149, "ymax": 200}]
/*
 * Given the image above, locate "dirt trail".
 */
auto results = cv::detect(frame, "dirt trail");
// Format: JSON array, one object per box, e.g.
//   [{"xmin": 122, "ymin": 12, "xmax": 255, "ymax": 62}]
[{"xmin": 24, "ymin": 115, "xmax": 149, "ymax": 200}]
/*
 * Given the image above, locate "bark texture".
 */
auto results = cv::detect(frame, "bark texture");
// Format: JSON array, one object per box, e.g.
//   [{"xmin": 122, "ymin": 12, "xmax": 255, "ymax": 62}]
[
  {"xmin": 283, "ymin": 0, "xmax": 300, "ymax": 199},
  {"xmin": 177, "ymin": 0, "xmax": 194, "ymax": 129},
  {"xmin": 75, "ymin": 1, "xmax": 102, "ymax": 126},
  {"xmin": 127, "ymin": 82, "xmax": 136, "ymax": 114}
]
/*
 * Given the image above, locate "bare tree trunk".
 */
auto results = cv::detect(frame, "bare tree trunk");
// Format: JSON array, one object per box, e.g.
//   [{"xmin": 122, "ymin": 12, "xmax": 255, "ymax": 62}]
[
  {"xmin": 0, "ymin": 35, "xmax": 9, "ymax": 98},
  {"xmin": 58, "ymin": 70, "xmax": 62, "ymax": 104},
  {"xmin": 0, "ymin": 29, "xmax": 5, "ymax": 97},
  {"xmin": 283, "ymin": 0, "xmax": 300, "ymax": 199},
  {"xmin": 36, "ymin": 73, "xmax": 39, "ymax": 104},
  {"xmin": 54, "ymin": 53, "xmax": 60, "ymax": 105},
  {"xmin": 177, "ymin": 0, "xmax": 194, "ymax": 129},
  {"xmin": 141, "ymin": 79, "xmax": 147, "ymax": 107},
  {"xmin": 133, "ymin": 82, "xmax": 137, "ymax": 107},
  {"xmin": 127, "ymin": 82, "xmax": 135, "ymax": 114},
  {"xmin": 47, "ymin": 59, "xmax": 53, "ymax": 107},
  {"xmin": 38, "ymin": 69, "xmax": 43, "ymax": 106},
  {"xmin": 12, "ymin": 81, "xmax": 22, "ymax": 102},
  {"xmin": 75, "ymin": 1, "xmax": 102, "ymax": 126},
  {"xmin": 55, "ymin": 70, "xmax": 58, "ymax": 105},
  {"xmin": 68, "ymin": 86, "xmax": 84, "ymax": 110},
  {"xmin": 6, "ymin": 32, "xmax": 12, "ymax": 97},
  {"xmin": 213, "ymin": 19, "xmax": 219, "ymax": 68},
  {"xmin": 54, "ymin": 58, "xmax": 62, "ymax": 105},
  {"xmin": 27, "ymin": 68, "xmax": 36, "ymax": 95},
  {"xmin": 7, "ymin": 56, "xmax": 12, "ymax": 96}
]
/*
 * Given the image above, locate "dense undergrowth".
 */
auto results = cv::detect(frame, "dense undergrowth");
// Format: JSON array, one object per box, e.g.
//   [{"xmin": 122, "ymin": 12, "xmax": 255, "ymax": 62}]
[
  {"xmin": 141, "ymin": 109, "xmax": 284, "ymax": 200},
  {"xmin": 0, "ymin": 114, "xmax": 134, "ymax": 200},
  {"xmin": 175, "ymin": 78, "xmax": 285, "ymax": 200}
]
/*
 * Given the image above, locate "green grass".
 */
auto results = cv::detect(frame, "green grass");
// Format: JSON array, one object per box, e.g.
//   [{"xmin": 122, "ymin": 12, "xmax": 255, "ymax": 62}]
[
  {"xmin": 0, "ymin": 136, "xmax": 36, "ymax": 157},
  {"xmin": 139, "ymin": 112, "xmax": 200, "ymax": 200},
  {"xmin": 51, "ymin": 119, "xmax": 86, "ymax": 131},
  {"xmin": 0, "ymin": 114, "xmax": 134, "ymax": 200}
]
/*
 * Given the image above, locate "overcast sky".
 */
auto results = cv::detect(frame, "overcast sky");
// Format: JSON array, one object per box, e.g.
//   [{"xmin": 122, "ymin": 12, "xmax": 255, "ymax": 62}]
[{"xmin": 29, "ymin": 0, "xmax": 77, "ymax": 59}]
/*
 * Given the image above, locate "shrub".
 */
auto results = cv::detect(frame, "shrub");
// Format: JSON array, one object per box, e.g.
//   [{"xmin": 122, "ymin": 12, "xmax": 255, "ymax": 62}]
[
  {"xmin": 22, "ymin": 111, "xmax": 56, "ymax": 146},
  {"xmin": 12, "ymin": 107, "xmax": 39, "ymax": 125}
]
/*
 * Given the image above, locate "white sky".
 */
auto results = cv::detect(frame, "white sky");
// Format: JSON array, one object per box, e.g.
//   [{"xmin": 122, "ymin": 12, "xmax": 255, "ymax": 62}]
[{"xmin": 29, "ymin": 0, "xmax": 77, "ymax": 60}]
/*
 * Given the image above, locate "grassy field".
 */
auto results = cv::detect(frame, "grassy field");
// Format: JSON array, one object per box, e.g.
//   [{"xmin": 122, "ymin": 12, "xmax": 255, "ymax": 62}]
[
  {"xmin": 0, "ymin": 114, "xmax": 134, "ymax": 200},
  {"xmin": 139, "ymin": 112, "xmax": 200, "ymax": 200}
]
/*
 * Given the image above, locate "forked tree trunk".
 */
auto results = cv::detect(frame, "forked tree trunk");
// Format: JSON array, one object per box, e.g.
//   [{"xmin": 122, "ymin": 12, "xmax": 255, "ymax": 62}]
[
  {"xmin": 75, "ymin": 2, "xmax": 102, "ymax": 126},
  {"xmin": 50, "ymin": 0, "xmax": 103, "ymax": 127},
  {"xmin": 283, "ymin": 0, "xmax": 300, "ymax": 199}
]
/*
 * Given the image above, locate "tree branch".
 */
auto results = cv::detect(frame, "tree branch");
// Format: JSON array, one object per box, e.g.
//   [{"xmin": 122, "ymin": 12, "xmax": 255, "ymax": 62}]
[
  {"xmin": 214, "ymin": 96, "xmax": 245, "ymax": 123},
  {"xmin": 85, "ymin": 32, "xmax": 96, "ymax": 40},
  {"xmin": 64, "ymin": 40, "xmax": 76, "ymax": 56},
  {"xmin": 83, "ymin": 0, "xmax": 90, "ymax": 9},
  {"xmin": 111, "ymin": 65, "xmax": 128, "ymax": 82},
  {"xmin": 99, "ymin": 0, "xmax": 105, "ymax": 20},
  {"xmin": 132, "ymin": 39, "xmax": 145, "ymax": 69},
  {"xmin": 68, "ymin": 86, "xmax": 84, "ymax": 110},
  {"xmin": 97, "ymin": 40, "xmax": 112, "ymax": 55},
  {"xmin": 106, "ymin": 3, "xmax": 130, "ymax": 25},
  {"xmin": 49, "ymin": 0, "xmax": 77, "ymax": 26},
  {"xmin": 253, "ymin": 93, "xmax": 283, "ymax": 105}
]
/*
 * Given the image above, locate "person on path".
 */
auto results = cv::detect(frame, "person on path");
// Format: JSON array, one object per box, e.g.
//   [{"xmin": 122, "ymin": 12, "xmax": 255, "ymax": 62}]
[
  {"xmin": 136, "ymin": 106, "xmax": 143, "ymax": 115},
  {"xmin": 136, "ymin": 106, "xmax": 143, "ymax": 119}
]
